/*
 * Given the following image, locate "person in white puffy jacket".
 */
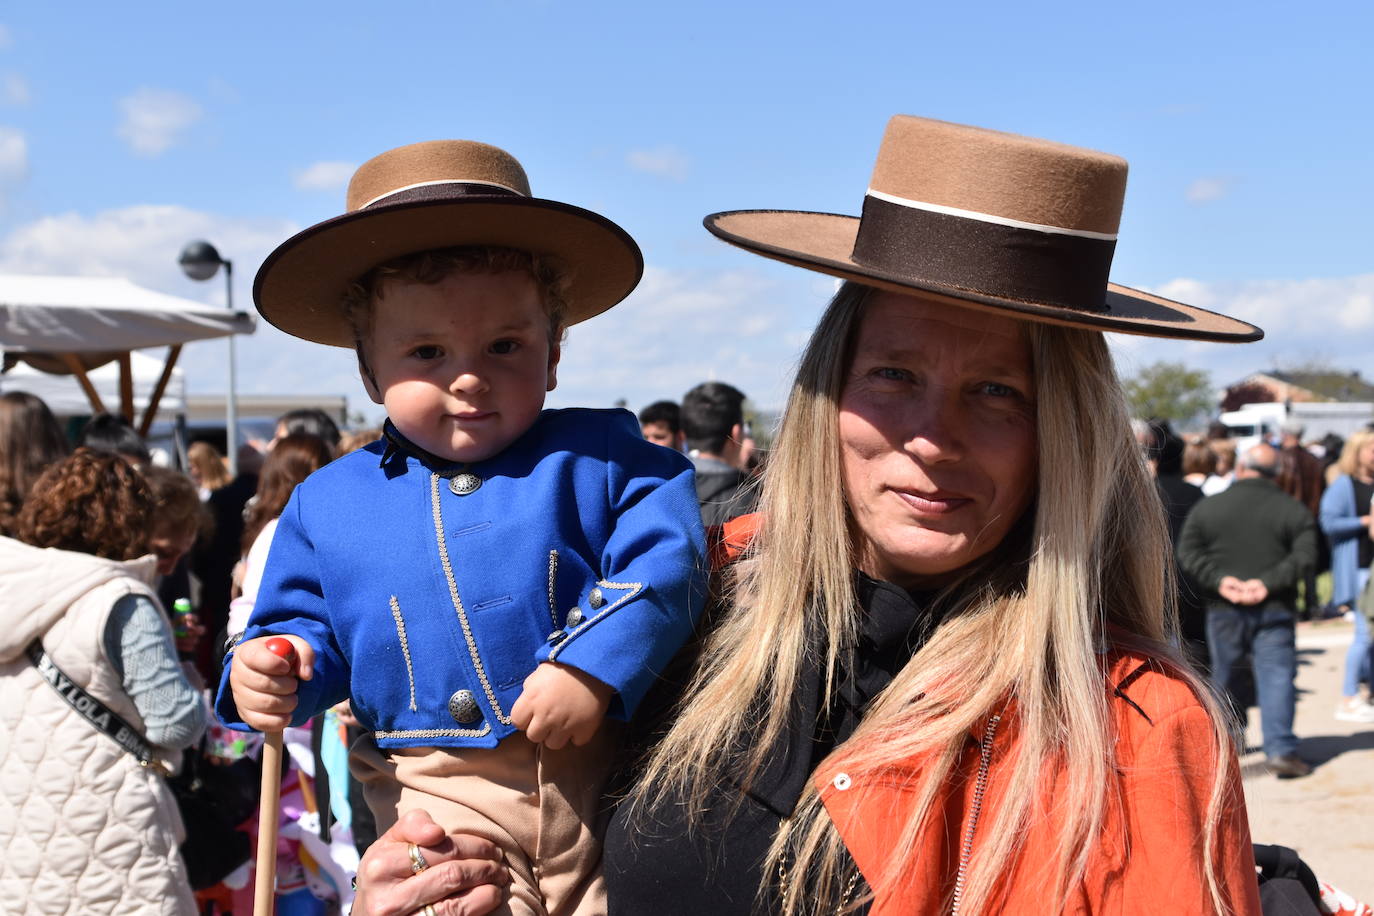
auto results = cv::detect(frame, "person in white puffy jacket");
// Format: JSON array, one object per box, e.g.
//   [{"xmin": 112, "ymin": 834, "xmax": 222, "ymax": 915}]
[{"xmin": 0, "ymin": 448, "xmax": 205, "ymax": 915}]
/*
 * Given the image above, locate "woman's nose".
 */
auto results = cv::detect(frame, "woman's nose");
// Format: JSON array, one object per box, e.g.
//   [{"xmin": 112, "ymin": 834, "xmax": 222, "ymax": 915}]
[{"xmin": 903, "ymin": 390, "xmax": 965, "ymax": 464}]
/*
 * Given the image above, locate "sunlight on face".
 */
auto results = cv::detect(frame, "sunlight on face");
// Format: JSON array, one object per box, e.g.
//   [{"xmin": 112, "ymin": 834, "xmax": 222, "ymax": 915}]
[
  {"xmin": 363, "ymin": 271, "xmax": 560, "ymax": 464},
  {"xmin": 838, "ymin": 292, "xmax": 1038, "ymax": 588}
]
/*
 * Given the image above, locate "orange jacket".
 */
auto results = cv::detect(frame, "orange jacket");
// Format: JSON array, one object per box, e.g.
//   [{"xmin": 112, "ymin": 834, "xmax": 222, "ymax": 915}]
[{"xmin": 818, "ymin": 651, "xmax": 1262, "ymax": 915}]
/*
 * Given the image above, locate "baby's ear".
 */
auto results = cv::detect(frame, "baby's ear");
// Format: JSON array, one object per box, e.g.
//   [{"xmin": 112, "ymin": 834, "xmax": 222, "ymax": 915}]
[{"xmin": 546, "ymin": 339, "xmax": 562, "ymax": 393}]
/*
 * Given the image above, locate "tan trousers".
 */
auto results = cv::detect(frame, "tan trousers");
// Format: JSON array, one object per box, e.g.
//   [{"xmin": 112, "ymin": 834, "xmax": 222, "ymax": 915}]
[{"xmin": 351, "ymin": 729, "xmax": 615, "ymax": 916}]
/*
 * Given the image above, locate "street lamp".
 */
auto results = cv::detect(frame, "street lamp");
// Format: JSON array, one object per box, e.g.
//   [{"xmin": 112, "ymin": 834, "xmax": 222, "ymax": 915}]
[{"xmin": 178, "ymin": 240, "xmax": 240, "ymax": 475}]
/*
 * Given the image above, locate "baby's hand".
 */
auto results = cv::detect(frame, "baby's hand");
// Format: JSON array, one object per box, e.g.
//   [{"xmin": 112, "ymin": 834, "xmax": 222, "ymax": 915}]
[
  {"xmin": 228, "ymin": 635, "xmax": 314, "ymax": 732},
  {"xmin": 509, "ymin": 663, "xmax": 612, "ymax": 750}
]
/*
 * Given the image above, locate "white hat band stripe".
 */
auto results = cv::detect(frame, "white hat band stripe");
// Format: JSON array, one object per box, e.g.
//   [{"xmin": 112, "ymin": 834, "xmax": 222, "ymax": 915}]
[
  {"xmin": 361, "ymin": 178, "xmax": 527, "ymax": 210},
  {"xmin": 864, "ymin": 188, "xmax": 1118, "ymax": 241}
]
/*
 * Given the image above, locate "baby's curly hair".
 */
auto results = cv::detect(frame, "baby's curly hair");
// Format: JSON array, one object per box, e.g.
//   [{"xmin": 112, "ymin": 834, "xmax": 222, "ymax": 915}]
[{"xmin": 16, "ymin": 447, "xmax": 154, "ymax": 560}]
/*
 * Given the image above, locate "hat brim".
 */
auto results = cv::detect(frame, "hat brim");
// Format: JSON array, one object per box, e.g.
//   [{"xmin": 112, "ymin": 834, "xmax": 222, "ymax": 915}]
[
  {"xmin": 705, "ymin": 210, "xmax": 1262, "ymax": 343},
  {"xmin": 256, "ymin": 196, "xmax": 643, "ymax": 347}
]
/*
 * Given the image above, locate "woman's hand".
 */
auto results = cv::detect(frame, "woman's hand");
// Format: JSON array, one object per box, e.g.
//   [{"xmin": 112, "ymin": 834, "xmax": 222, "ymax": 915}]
[{"xmin": 352, "ymin": 810, "xmax": 509, "ymax": 916}]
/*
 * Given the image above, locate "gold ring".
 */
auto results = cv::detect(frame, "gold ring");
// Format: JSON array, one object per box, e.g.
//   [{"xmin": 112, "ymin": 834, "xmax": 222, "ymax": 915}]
[{"xmin": 407, "ymin": 842, "xmax": 429, "ymax": 875}]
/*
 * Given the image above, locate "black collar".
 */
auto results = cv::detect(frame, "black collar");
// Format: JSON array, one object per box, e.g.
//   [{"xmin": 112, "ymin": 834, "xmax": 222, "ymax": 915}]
[{"xmin": 379, "ymin": 419, "xmax": 466, "ymax": 471}]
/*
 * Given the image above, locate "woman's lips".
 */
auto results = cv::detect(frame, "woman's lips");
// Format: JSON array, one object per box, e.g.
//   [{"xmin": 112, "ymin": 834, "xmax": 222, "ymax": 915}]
[{"xmin": 894, "ymin": 489, "xmax": 972, "ymax": 514}]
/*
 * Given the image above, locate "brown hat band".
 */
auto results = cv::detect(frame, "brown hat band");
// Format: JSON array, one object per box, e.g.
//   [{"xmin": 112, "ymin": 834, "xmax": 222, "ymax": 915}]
[
  {"xmin": 360, "ymin": 180, "xmax": 524, "ymax": 211},
  {"xmin": 851, "ymin": 192, "xmax": 1118, "ymax": 312}
]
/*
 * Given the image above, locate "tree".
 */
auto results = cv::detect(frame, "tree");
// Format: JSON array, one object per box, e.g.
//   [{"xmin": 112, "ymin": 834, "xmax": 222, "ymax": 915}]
[
  {"xmin": 1122, "ymin": 361, "xmax": 1214, "ymax": 426},
  {"xmin": 1220, "ymin": 381, "xmax": 1274, "ymax": 412}
]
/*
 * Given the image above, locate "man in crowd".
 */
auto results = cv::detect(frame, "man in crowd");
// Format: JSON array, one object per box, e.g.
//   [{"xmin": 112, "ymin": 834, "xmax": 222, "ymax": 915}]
[
  {"xmin": 681, "ymin": 381, "xmax": 756, "ymax": 526},
  {"xmin": 638, "ymin": 400, "xmax": 683, "ymax": 452},
  {"xmin": 1178, "ymin": 442, "xmax": 1318, "ymax": 778}
]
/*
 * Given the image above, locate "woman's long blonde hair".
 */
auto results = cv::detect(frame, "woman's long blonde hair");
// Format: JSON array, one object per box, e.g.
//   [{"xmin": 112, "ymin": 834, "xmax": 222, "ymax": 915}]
[{"xmin": 633, "ymin": 283, "xmax": 1236, "ymax": 914}]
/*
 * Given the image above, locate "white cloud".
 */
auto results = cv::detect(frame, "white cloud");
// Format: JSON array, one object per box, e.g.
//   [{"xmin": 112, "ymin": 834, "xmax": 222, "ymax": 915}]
[
  {"xmin": 2, "ymin": 73, "xmax": 27, "ymax": 105},
  {"xmin": 0, "ymin": 204, "xmax": 371, "ymax": 412},
  {"xmin": 0, "ymin": 126, "xmax": 26, "ymax": 180},
  {"xmin": 550, "ymin": 264, "xmax": 823, "ymax": 413},
  {"xmin": 116, "ymin": 88, "xmax": 202, "ymax": 157},
  {"xmin": 626, "ymin": 145, "xmax": 690, "ymax": 182},
  {"xmin": 1185, "ymin": 176, "xmax": 1232, "ymax": 204},
  {"xmin": 1112, "ymin": 273, "xmax": 1374, "ymax": 394},
  {"xmin": 292, "ymin": 160, "xmax": 356, "ymax": 192}
]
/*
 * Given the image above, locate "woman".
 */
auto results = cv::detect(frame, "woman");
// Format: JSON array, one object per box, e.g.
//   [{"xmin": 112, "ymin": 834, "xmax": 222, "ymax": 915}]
[
  {"xmin": 352, "ymin": 116, "xmax": 1264, "ymax": 915},
  {"xmin": 0, "ymin": 390, "xmax": 70, "ymax": 535},
  {"xmin": 1320, "ymin": 429, "xmax": 1374, "ymax": 722},
  {"xmin": 187, "ymin": 440, "xmax": 231, "ymax": 500},
  {"xmin": 1185, "ymin": 436, "xmax": 1219, "ymax": 488},
  {"xmin": 1203, "ymin": 438, "xmax": 1238, "ymax": 495},
  {"xmin": 227, "ymin": 432, "xmax": 333, "ymax": 637},
  {"xmin": 0, "ymin": 448, "xmax": 205, "ymax": 914}
]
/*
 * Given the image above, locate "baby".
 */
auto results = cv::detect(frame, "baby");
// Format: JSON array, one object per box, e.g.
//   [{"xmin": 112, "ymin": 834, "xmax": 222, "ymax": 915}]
[{"xmin": 216, "ymin": 140, "xmax": 706, "ymax": 915}]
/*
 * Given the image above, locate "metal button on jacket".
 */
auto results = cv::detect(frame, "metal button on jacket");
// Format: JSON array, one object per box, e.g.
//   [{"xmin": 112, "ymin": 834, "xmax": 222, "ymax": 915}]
[
  {"xmin": 546, "ymin": 630, "xmax": 567, "ymax": 645},
  {"xmin": 565, "ymin": 606, "xmax": 584, "ymax": 628},
  {"xmin": 447, "ymin": 689, "xmax": 482, "ymax": 724},
  {"xmin": 588, "ymin": 587, "xmax": 605, "ymax": 610},
  {"xmin": 448, "ymin": 472, "xmax": 482, "ymax": 496}
]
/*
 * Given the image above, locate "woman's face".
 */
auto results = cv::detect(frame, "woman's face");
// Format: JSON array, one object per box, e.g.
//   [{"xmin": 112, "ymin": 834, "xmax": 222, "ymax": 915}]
[
  {"xmin": 1358, "ymin": 439, "xmax": 1374, "ymax": 477},
  {"xmin": 838, "ymin": 292, "xmax": 1038, "ymax": 588}
]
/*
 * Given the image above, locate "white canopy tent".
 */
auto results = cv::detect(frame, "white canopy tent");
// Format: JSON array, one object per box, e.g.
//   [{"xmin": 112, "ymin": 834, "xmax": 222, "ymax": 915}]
[
  {"xmin": 0, "ymin": 274, "xmax": 254, "ymax": 434},
  {"xmin": 0, "ymin": 350, "xmax": 186, "ymax": 415}
]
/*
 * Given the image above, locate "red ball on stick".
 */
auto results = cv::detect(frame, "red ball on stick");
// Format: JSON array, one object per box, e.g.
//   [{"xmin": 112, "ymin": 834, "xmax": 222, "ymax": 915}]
[{"xmin": 264, "ymin": 636, "xmax": 295, "ymax": 663}]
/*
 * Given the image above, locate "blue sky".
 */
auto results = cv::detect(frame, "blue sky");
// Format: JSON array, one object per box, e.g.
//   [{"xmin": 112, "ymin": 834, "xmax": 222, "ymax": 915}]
[{"xmin": 0, "ymin": 1, "xmax": 1370, "ymax": 424}]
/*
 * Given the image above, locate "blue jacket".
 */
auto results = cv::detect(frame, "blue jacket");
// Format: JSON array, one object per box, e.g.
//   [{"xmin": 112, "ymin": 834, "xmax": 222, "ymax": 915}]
[
  {"xmin": 215, "ymin": 408, "xmax": 707, "ymax": 749},
  {"xmin": 1320, "ymin": 474, "xmax": 1366, "ymax": 607}
]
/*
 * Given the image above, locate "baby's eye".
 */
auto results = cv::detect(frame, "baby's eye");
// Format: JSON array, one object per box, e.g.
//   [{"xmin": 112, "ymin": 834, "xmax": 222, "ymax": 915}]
[
  {"xmin": 411, "ymin": 345, "xmax": 442, "ymax": 360},
  {"xmin": 490, "ymin": 339, "xmax": 520, "ymax": 355}
]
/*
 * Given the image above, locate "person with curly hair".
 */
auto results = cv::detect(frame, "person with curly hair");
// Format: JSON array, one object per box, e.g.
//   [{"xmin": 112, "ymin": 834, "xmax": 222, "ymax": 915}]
[
  {"xmin": 0, "ymin": 448, "xmax": 205, "ymax": 915},
  {"xmin": 0, "ymin": 391, "xmax": 70, "ymax": 536}
]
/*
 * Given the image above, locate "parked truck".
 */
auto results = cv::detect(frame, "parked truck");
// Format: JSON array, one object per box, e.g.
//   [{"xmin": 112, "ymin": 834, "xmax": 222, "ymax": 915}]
[{"xmin": 1219, "ymin": 401, "xmax": 1374, "ymax": 454}]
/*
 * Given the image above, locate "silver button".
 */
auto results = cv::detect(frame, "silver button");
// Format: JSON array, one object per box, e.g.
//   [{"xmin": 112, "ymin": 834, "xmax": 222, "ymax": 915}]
[
  {"xmin": 832, "ymin": 773, "xmax": 852, "ymax": 791},
  {"xmin": 447, "ymin": 689, "xmax": 482, "ymax": 724},
  {"xmin": 565, "ymin": 607, "xmax": 584, "ymax": 628},
  {"xmin": 546, "ymin": 630, "xmax": 567, "ymax": 645},
  {"xmin": 448, "ymin": 473, "xmax": 482, "ymax": 496},
  {"xmin": 588, "ymin": 587, "xmax": 605, "ymax": 610}
]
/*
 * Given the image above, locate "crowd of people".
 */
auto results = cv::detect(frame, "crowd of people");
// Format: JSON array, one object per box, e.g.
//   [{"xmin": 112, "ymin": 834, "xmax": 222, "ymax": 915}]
[
  {"xmin": 4, "ymin": 113, "xmax": 1373, "ymax": 916},
  {"xmin": 1137, "ymin": 417, "xmax": 1374, "ymax": 780}
]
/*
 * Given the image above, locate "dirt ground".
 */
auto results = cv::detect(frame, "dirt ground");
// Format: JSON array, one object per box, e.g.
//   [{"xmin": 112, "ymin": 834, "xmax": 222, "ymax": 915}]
[{"xmin": 1239, "ymin": 616, "xmax": 1374, "ymax": 902}]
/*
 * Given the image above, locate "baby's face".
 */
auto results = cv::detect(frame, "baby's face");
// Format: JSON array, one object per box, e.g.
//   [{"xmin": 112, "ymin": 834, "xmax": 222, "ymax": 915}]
[{"xmin": 363, "ymin": 270, "xmax": 559, "ymax": 464}]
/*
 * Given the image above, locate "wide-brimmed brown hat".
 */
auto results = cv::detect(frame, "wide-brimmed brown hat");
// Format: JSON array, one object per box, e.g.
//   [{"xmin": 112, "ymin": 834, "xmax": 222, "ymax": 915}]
[
  {"xmin": 704, "ymin": 116, "xmax": 1261, "ymax": 342},
  {"xmin": 255, "ymin": 140, "xmax": 643, "ymax": 347}
]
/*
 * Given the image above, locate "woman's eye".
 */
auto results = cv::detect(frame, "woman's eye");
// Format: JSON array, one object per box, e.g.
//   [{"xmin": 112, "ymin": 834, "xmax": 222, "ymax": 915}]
[
  {"xmin": 872, "ymin": 367, "xmax": 911, "ymax": 383},
  {"xmin": 412, "ymin": 345, "xmax": 441, "ymax": 360},
  {"xmin": 982, "ymin": 382, "xmax": 1015, "ymax": 397},
  {"xmin": 491, "ymin": 339, "xmax": 519, "ymax": 355}
]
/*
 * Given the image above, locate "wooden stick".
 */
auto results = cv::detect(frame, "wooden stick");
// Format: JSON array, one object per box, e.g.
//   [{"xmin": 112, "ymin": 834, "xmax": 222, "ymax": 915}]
[
  {"xmin": 137, "ymin": 344, "xmax": 182, "ymax": 437},
  {"xmin": 116, "ymin": 351, "xmax": 134, "ymax": 422},
  {"xmin": 57, "ymin": 353, "xmax": 106, "ymax": 415},
  {"xmin": 254, "ymin": 637, "xmax": 296, "ymax": 916}
]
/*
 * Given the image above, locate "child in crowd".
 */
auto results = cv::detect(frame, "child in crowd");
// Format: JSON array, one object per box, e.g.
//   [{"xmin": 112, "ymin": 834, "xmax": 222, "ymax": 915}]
[{"xmin": 216, "ymin": 140, "xmax": 707, "ymax": 915}]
